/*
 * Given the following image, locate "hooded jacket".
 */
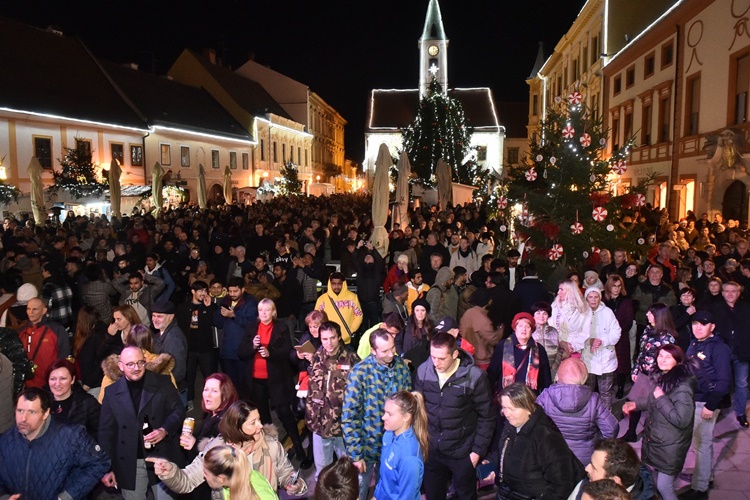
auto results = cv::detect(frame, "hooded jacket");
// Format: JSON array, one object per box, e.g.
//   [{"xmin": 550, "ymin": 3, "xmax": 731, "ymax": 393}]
[
  {"xmin": 580, "ymin": 303, "xmax": 621, "ymax": 375},
  {"xmin": 315, "ymin": 277, "xmax": 363, "ymax": 344},
  {"xmin": 425, "ymin": 267, "xmax": 456, "ymax": 323},
  {"xmin": 97, "ymin": 350, "xmax": 176, "ymax": 403},
  {"xmin": 536, "ymin": 383, "xmax": 618, "ymax": 465}
]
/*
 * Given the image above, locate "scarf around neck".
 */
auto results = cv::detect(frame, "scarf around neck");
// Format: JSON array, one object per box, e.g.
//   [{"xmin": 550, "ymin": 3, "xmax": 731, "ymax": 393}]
[{"xmin": 502, "ymin": 334, "xmax": 540, "ymax": 390}]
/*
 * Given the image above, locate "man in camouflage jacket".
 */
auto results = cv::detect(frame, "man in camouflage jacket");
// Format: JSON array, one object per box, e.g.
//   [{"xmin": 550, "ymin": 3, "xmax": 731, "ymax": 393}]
[{"xmin": 305, "ymin": 321, "xmax": 360, "ymax": 479}]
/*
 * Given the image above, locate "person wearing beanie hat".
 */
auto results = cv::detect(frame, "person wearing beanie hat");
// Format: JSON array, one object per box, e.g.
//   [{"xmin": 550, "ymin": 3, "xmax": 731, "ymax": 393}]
[
  {"xmin": 399, "ymin": 297, "xmax": 434, "ymax": 369},
  {"xmin": 425, "ymin": 267, "xmax": 457, "ymax": 324},
  {"xmin": 581, "ymin": 287, "xmax": 621, "ymax": 410},
  {"xmin": 583, "ymin": 270, "xmax": 604, "ymax": 290},
  {"xmin": 488, "ymin": 311, "xmax": 552, "ymax": 395},
  {"xmin": 0, "ymin": 283, "xmax": 38, "ymax": 329}
]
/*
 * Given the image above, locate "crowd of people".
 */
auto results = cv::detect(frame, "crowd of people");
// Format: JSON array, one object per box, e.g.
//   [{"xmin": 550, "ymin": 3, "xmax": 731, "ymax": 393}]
[{"xmin": 0, "ymin": 193, "xmax": 746, "ymax": 500}]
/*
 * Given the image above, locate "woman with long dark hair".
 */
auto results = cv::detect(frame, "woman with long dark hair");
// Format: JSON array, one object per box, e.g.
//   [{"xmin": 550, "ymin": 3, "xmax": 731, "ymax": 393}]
[
  {"xmin": 399, "ymin": 298, "xmax": 434, "ymax": 368},
  {"xmin": 620, "ymin": 302, "xmax": 676, "ymax": 442},
  {"xmin": 150, "ymin": 400, "xmax": 306, "ymax": 497},
  {"xmin": 72, "ymin": 305, "xmax": 108, "ymax": 397}
]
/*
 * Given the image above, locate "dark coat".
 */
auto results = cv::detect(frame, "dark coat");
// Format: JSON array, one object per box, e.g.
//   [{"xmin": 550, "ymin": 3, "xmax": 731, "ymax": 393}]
[
  {"xmin": 491, "ymin": 404, "xmax": 585, "ymax": 500},
  {"xmin": 707, "ymin": 299, "xmax": 750, "ymax": 361},
  {"xmin": 487, "ymin": 335, "xmax": 552, "ymax": 395},
  {"xmin": 514, "ymin": 277, "xmax": 550, "ymax": 313},
  {"xmin": 76, "ymin": 321, "xmax": 108, "ymax": 389},
  {"xmin": 670, "ymin": 303, "xmax": 694, "ymax": 353},
  {"xmin": 634, "ymin": 363, "xmax": 695, "ymax": 476},
  {"xmin": 238, "ymin": 320, "xmax": 295, "ymax": 406},
  {"xmin": 176, "ymin": 300, "xmax": 218, "ymax": 352},
  {"xmin": 213, "ymin": 293, "xmax": 258, "ymax": 361},
  {"xmin": 50, "ymin": 383, "xmax": 101, "ymax": 438},
  {"xmin": 536, "ymin": 383, "xmax": 619, "ymax": 465},
  {"xmin": 413, "ymin": 349, "xmax": 495, "ymax": 458},
  {"xmin": 0, "ymin": 419, "xmax": 110, "ymax": 500},
  {"xmin": 152, "ymin": 321, "xmax": 188, "ymax": 387},
  {"xmin": 604, "ymin": 295, "xmax": 635, "ymax": 376},
  {"xmin": 98, "ymin": 370, "xmax": 186, "ymax": 491},
  {"xmin": 686, "ymin": 334, "xmax": 732, "ymax": 411}
]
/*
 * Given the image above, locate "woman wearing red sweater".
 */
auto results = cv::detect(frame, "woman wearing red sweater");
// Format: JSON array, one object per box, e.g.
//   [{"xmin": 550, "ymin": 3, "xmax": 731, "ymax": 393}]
[{"xmin": 238, "ymin": 298, "xmax": 312, "ymax": 469}]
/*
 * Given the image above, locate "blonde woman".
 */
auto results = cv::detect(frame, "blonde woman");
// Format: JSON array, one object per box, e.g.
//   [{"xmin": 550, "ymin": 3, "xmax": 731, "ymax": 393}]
[
  {"xmin": 549, "ymin": 280, "xmax": 589, "ymax": 360},
  {"xmin": 202, "ymin": 444, "xmax": 276, "ymax": 500},
  {"xmin": 374, "ymin": 391, "xmax": 429, "ymax": 500}
]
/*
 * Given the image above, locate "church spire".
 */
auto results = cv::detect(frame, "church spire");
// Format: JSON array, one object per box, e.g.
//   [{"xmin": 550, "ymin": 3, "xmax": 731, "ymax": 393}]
[
  {"xmin": 528, "ymin": 41, "xmax": 546, "ymax": 79},
  {"xmin": 419, "ymin": 0, "xmax": 449, "ymax": 96}
]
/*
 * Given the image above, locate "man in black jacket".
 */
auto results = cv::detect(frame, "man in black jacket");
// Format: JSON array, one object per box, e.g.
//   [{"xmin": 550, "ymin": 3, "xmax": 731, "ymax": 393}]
[
  {"xmin": 99, "ymin": 346, "xmax": 185, "ymax": 499},
  {"xmin": 352, "ymin": 241, "xmax": 384, "ymax": 333},
  {"xmin": 175, "ymin": 281, "xmax": 218, "ymax": 411},
  {"xmin": 414, "ymin": 332, "xmax": 494, "ymax": 500},
  {"xmin": 706, "ymin": 281, "xmax": 750, "ymax": 429},
  {"xmin": 681, "ymin": 311, "xmax": 732, "ymax": 500}
]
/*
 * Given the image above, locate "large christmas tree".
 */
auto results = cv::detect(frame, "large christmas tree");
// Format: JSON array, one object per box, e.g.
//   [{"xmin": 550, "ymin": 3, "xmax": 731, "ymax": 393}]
[
  {"xmin": 492, "ymin": 88, "xmax": 649, "ymax": 279},
  {"xmin": 52, "ymin": 140, "xmax": 107, "ymax": 199},
  {"xmin": 402, "ymin": 78, "xmax": 481, "ymax": 186}
]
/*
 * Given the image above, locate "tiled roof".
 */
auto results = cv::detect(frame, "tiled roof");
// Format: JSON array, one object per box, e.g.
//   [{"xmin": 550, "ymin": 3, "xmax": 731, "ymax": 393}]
[
  {"xmin": 101, "ymin": 61, "xmax": 253, "ymax": 142},
  {"xmin": 367, "ymin": 88, "xmax": 500, "ymax": 132},
  {"xmin": 186, "ymin": 51, "xmax": 291, "ymax": 119},
  {"xmin": 0, "ymin": 17, "xmax": 146, "ymax": 130}
]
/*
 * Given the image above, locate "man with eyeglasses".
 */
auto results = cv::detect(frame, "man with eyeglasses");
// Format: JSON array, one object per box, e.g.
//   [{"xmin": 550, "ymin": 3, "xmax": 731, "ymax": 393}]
[{"xmin": 99, "ymin": 346, "xmax": 185, "ymax": 500}]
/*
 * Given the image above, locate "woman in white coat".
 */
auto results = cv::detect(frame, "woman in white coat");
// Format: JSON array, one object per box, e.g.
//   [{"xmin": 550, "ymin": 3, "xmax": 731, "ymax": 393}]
[
  {"xmin": 549, "ymin": 280, "xmax": 589, "ymax": 361},
  {"xmin": 581, "ymin": 287, "xmax": 621, "ymax": 410}
]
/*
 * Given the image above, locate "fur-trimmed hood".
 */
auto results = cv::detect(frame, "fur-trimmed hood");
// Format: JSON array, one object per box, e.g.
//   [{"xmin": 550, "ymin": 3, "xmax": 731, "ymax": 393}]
[
  {"xmin": 101, "ymin": 351, "xmax": 175, "ymax": 381},
  {"xmin": 653, "ymin": 360, "xmax": 696, "ymax": 395}
]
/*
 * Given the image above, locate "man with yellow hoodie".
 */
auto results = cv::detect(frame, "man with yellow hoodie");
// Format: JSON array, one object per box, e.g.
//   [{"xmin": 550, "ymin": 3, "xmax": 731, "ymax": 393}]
[{"xmin": 315, "ymin": 272, "xmax": 362, "ymax": 344}]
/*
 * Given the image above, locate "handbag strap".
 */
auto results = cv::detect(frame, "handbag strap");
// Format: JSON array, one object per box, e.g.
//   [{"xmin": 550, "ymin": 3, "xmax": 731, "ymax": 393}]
[
  {"xmin": 328, "ymin": 296, "xmax": 354, "ymax": 339},
  {"xmin": 28, "ymin": 327, "xmax": 49, "ymax": 364}
]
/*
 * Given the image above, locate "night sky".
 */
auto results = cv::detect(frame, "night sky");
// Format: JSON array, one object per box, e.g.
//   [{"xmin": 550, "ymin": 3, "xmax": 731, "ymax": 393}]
[{"xmin": 1, "ymin": 0, "xmax": 585, "ymax": 161}]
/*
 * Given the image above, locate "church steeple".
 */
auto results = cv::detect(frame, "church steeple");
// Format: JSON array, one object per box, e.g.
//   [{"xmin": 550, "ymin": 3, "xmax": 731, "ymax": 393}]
[{"xmin": 419, "ymin": 0, "xmax": 448, "ymax": 96}]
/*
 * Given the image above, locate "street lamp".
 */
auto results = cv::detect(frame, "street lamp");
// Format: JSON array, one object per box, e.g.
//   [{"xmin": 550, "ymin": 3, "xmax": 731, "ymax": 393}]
[{"xmin": 316, "ymin": 175, "xmax": 321, "ymax": 182}]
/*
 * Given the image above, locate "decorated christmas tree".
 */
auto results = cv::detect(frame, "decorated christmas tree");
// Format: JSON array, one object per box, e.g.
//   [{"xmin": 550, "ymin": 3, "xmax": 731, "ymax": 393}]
[
  {"xmin": 279, "ymin": 161, "xmax": 303, "ymax": 195},
  {"xmin": 52, "ymin": 139, "xmax": 107, "ymax": 199},
  {"xmin": 492, "ymin": 88, "xmax": 650, "ymax": 279},
  {"xmin": 402, "ymin": 78, "xmax": 484, "ymax": 186}
]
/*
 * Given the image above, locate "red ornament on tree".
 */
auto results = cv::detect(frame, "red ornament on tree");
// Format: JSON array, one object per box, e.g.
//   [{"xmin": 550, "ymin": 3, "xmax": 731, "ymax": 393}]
[
  {"xmin": 634, "ymin": 193, "xmax": 646, "ymax": 207},
  {"xmin": 612, "ymin": 159, "xmax": 627, "ymax": 175},
  {"xmin": 571, "ymin": 222, "xmax": 583, "ymax": 235},
  {"xmin": 562, "ymin": 125, "xmax": 575, "ymax": 139},
  {"xmin": 548, "ymin": 244, "xmax": 564, "ymax": 261},
  {"xmin": 540, "ymin": 222, "xmax": 560, "ymax": 240},
  {"xmin": 525, "ymin": 169, "xmax": 538, "ymax": 181},
  {"xmin": 579, "ymin": 133, "xmax": 591, "ymax": 147},
  {"xmin": 497, "ymin": 196, "xmax": 508, "ymax": 209},
  {"xmin": 568, "ymin": 92, "xmax": 582, "ymax": 105},
  {"xmin": 592, "ymin": 207, "xmax": 608, "ymax": 221}
]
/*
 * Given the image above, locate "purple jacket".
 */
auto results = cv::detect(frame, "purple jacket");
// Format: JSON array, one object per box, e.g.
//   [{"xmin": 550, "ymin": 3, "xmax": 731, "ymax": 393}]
[{"xmin": 536, "ymin": 383, "xmax": 618, "ymax": 465}]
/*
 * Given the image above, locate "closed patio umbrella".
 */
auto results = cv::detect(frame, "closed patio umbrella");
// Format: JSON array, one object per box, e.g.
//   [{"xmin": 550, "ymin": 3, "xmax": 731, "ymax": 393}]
[
  {"xmin": 29, "ymin": 157, "xmax": 46, "ymax": 224},
  {"xmin": 370, "ymin": 143, "xmax": 391, "ymax": 258},
  {"xmin": 394, "ymin": 152, "xmax": 411, "ymax": 230},
  {"xmin": 437, "ymin": 158, "xmax": 453, "ymax": 210},
  {"xmin": 197, "ymin": 163, "xmax": 208, "ymax": 209},
  {"xmin": 223, "ymin": 165, "xmax": 232, "ymax": 204},
  {"xmin": 108, "ymin": 158, "xmax": 121, "ymax": 220},
  {"xmin": 152, "ymin": 162, "xmax": 164, "ymax": 216}
]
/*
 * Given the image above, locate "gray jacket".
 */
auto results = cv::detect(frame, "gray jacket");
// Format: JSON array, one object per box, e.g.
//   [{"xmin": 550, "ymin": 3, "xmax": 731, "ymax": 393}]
[{"xmin": 153, "ymin": 321, "xmax": 187, "ymax": 388}]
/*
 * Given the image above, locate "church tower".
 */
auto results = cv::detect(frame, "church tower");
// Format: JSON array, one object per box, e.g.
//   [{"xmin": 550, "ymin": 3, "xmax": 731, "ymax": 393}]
[{"xmin": 419, "ymin": 0, "xmax": 448, "ymax": 96}]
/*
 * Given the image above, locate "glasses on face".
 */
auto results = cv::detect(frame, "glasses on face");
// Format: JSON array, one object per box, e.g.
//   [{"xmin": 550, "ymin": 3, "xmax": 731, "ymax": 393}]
[{"xmin": 124, "ymin": 360, "xmax": 146, "ymax": 369}]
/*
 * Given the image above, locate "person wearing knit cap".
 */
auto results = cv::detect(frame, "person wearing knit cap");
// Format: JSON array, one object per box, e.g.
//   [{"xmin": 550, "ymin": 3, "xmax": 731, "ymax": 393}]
[
  {"xmin": 487, "ymin": 312, "xmax": 552, "ymax": 395},
  {"xmin": 0, "ymin": 283, "xmax": 38, "ymax": 328},
  {"xmin": 399, "ymin": 298, "xmax": 434, "ymax": 372},
  {"xmin": 584, "ymin": 270, "xmax": 604, "ymax": 290},
  {"xmin": 581, "ymin": 287, "xmax": 621, "ymax": 410}
]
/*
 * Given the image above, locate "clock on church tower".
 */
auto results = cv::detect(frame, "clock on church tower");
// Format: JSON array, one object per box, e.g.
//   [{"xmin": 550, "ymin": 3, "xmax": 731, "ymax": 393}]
[{"xmin": 428, "ymin": 44, "xmax": 439, "ymax": 56}]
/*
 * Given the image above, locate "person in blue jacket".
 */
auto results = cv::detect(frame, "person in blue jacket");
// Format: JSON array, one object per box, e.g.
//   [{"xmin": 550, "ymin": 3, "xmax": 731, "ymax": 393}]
[
  {"xmin": 0, "ymin": 387, "xmax": 110, "ymax": 500},
  {"xmin": 373, "ymin": 390, "xmax": 428, "ymax": 500}
]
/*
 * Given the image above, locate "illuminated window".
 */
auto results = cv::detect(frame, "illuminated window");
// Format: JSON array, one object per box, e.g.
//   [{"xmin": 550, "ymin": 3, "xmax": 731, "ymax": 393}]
[
  {"xmin": 130, "ymin": 145, "xmax": 143, "ymax": 166},
  {"xmin": 180, "ymin": 146, "xmax": 190, "ymax": 168},
  {"xmin": 211, "ymin": 150, "xmax": 220, "ymax": 169},
  {"xmin": 160, "ymin": 144, "xmax": 171, "ymax": 165}
]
